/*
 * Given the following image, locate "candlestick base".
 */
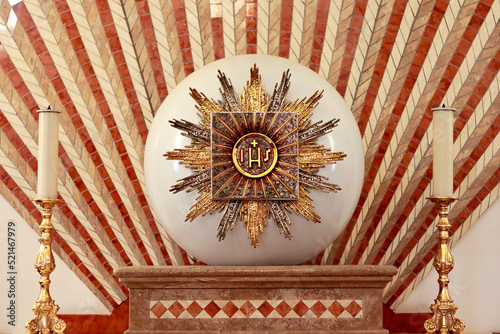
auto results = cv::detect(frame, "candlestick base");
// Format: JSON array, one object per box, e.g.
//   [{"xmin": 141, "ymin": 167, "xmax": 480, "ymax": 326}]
[
  {"xmin": 424, "ymin": 196, "xmax": 465, "ymax": 334},
  {"xmin": 26, "ymin": 199, "xmax": 66, "ymax": 334}
]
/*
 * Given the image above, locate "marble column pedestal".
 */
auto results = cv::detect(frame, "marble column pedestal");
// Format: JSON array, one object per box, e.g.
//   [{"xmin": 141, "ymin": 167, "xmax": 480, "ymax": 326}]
[{"xmin": 115, "ymin": 265, "xmax": 397, "ymax": 334}]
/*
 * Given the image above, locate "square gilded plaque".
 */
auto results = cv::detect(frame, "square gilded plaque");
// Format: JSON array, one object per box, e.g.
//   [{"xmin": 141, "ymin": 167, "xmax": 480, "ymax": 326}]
[{"xmin": 211, "ymin": 112, "xmax": 299, "ymax": 200}]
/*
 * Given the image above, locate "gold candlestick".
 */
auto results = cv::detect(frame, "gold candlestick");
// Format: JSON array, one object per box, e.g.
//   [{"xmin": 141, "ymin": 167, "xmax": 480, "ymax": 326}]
[
  {"xmin": 26, "ymin": 199, "xmax": 66, "ymax": 334},
  {"xmin": 424, "ymin": 197, "xmax": 465, "ymax": 334}
]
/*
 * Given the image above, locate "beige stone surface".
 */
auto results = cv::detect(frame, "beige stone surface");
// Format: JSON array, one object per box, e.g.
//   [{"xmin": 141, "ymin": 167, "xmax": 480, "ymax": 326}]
[{"xmin": 116, "ymin": 265, "xmax": 397, "ymax": 333}]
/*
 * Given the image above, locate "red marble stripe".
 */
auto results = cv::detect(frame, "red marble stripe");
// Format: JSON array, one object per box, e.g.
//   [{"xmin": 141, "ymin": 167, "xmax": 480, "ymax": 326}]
[
  {"xmin": 0, "ymin": 165, "xmax": 119, "ymax": 309},
  {"xmin": 308, "ymin": 0, "xmax": 330, "ymax": 73},
  {"xmin": 212, "ymin": 17, "xmax": 225, "ymax": 60},
  {"xmin": 315, "ymin": 0, "xmax": 407, "ymax": 266},
  {"xmin": 373, "ymin": 46, "xmax": 500, "ymax": 266},
  {"xmin": 336, "ymin": 0, "xmax": 367, "ymax": 97},
  {"xmin": 0, "ymin": 44, "xmax": 135, "ymax": 273},
  {"xmin": 361, "ymin": 0, "xmax": 496, "ymax": 266},
  {"xmin": 134, "ymin": 0, "xmax": 169, "ymax": 102},
  {"xmin": 278, "ymin": 0, "xmax": 293, "ymax": 58},
  {"xmin": 12, "ymin": 2, "xmax": 155, "ymax": 266},
  {"xmin": 60, "ymin": 299, "xmax": 129, "ymax": 334},
  {"xmin": 332, "ymin": 0, "xmax": 449, "ymax": 265},
  {"xmin": 94, "ymin": 0, "xmax": 149, "ymax": 144},
  {"xmin": 246, "ymin": 0, "xmax": 257, "ymax": 54},
  {"xmin": 356, "ymin": 0, "xmax": 408, "ymax": 135},
  {"xmin": 210, "ymin": 1, "xmax": 224, "ymax": 60},
  {"xmin": 172, "ymin": 1, "xmax": 195, "ymax": 75},
  {"xmin": 383, "ymin": 304, "xmax": 429, "ymax": 333}
]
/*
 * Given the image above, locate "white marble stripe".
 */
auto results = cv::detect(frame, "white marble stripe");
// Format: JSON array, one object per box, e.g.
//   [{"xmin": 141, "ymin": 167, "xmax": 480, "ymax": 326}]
[
  {"xmin": 7, "ymin": 0, "xmax": 151, "ymax": 266},
  {"xmin": 344, "ymin": 0, "xmax": 380, "ymax": 108},
  {"xmin": 221, "ymin": 0, "xmax": 236, "ymax": 57},
  {"xmin": 185, "ymin": 0, "xmax": 204, "ymax": 69},
  {"xmin": 256, "ymin": 1, "xmax": 269, "ymax": 54},
  {"xmin": 361, "ymin": 0, "xmax": 417, "ymax": 164},
  {"xmin": 146, "ymin": 0, "xmax": 190, "ymax": 263},
  {"xmin": 340, "ymin": 0, "xmax": 465, "ymax": 264},
  {"xmin": 379, "ymin": 49, "xmax": 500, "ymax": 268},
  {"xmin": 0, "ymin": 58, "xmax": 129, "ymax": 271},
  {"xmin": 156, "ymin": 222, "xmax": 184, "ymax": 266},
  {"xmin": 319, "ymin": 0, "xmax": 341, "ymax": 79},
  {"xmin": 289, "ymin": 0, "xmax": 305, "ymax": 63},
  {"xmin": 361, "ymin": 11, "xmax": 500, "ymax": 264},
  {"xmin": 107, "ymin": 0, "xmax": 154, "ymax": 128},
  {"xmin": 23, "ymin": 0, "xmax": 158, "ymax": 264},
  {"xmin": 148, "ymin": 0, "xmax": 177, "ymax": 91},
  {"xmin": 66, "ymin": 0, "xmax": 146, "ymax": 198}
]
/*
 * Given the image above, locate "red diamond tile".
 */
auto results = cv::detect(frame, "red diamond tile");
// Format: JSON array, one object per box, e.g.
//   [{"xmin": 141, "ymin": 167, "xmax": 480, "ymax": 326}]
[
  {"xmin": 328, "ymin": 301, "xmax": 345, "ymax": 318},
  {"xmin": 150, "ymin": 301, "xmax": 167, "ymax": 318},
  {"xmin": 239, "ymin": 301, "xmax": 257, "ymax": 317},
  {"xmin": 222, "ymin": 301, "xmax": 239, "ymax": 318},
  {"xmin": 168, "ymin": 301, "xmax": 185, "ymax": 318},
  {"xmin": 186, "ymin": 301, "xmax": 203, "ymax": 318},
  {"xmin": 275, "ymin": 301, "xmax": 291, "ymax": 317},
  {"xmin": 257, "ymin": 301, "xmax": 274, "ymax": 317},
  {"xmin": 292, "ymin": 300, "xmax": 309, "ymax": 317},
  {"xmin": 310, "ymin": 301, "xmax": 327, "ymax": 317},
  {"xmin": 204, "ymin": 301, "xmax": 221, "ymax": 318},
  {"xmin": 346, "ymin": 300, "xmax": 362, "ymax": 317}
]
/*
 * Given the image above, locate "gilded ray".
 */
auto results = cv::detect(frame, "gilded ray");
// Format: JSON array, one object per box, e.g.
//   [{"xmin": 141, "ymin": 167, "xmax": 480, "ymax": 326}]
[
  {"xmin": 169, "ymin": 119, "xmax": 210, "ymax": 144},
  {"xmin": 283, "ymin": 90, "xmax": 323, "ymax": 129},
  {"xmin": 299, "ymin": 143, "xmax": 346, "ymax": 170},
  {"xmin": 268, "ymin": 69, "xmax": 291, "ymax": 112},
  {"xmin": 164, "ymin": 145, "xmax": 210, "ymax": 171},
  {"xmin": 217, "ymin": 201, "xmax": 242, "ymax": 241},
  {"xmin": 299, "ymin": 119, "xmax": 340, "ymax": 143},
  {"xmin": 190, "ymin": 88, "xmax": 224, "ymax": 128},
  {"xmin": 186, "ymin": 191, "xmax": 226, "ymax": 222},
  {"xmin": 268, "ymin": 201, "xmax": 292, "ymax": 240},
  {"xmin": 283, "ymin": 186, "xmax": 321, "ymax": 223},
  {"xmin": 239, "ymin": 64, "xmax": 269, "ymax": 112},
  {"xmin": 170, "ymin": 170, "xmax": 210, "ymax": 194},
  {"xmin": 217, "ymin": 70, "xmax": 241, "ymax": 111},
  {"xmin": 241, "ymin": 200, "xmax": 268, "ymax": 247}
]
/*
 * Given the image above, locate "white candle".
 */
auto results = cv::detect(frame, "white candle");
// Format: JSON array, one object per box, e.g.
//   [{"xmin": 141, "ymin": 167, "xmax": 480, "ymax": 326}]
[
  {"xmin": 37, "ymin": 108, "xmax": 61, "ymax": 199},
  {"xmin": 432, "ymin": 107, "xmax": 455, "ymax": 197}
]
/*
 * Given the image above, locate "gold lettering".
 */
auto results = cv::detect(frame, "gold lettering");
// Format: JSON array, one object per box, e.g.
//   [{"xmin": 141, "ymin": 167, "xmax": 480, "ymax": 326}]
[
  {"xmin": 264, "ymin": 148, "xmax": 271, "ymax": 162},
  {"xmin": 248, "ymin": 147, "xmax": 261, "ymax": 169}
]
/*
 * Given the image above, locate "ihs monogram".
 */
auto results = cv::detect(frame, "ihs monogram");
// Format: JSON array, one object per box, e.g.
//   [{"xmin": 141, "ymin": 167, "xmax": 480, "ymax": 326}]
[
  {"xmin": 165, "ymin": 65, "xmax": 346, "ymax": 247},
  {"xmin": 233, "ymin": 134, "xmax": 277, "ymax": 178}
]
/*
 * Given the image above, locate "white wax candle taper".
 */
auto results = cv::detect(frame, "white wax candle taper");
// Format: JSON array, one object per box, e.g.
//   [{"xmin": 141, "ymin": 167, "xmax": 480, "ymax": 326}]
[
  {"xmin": 432, "ymin": 107, "xmax": 454, "ymax": 197},
  {"xmin": 37, "ymin": 108, "xmax": 61, "ymax": 199}
]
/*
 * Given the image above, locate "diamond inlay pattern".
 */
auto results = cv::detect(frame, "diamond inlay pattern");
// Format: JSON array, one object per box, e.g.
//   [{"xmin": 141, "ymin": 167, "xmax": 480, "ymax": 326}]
[{"xmin": 149, "ymin": 299, "xmax": 363, "ymax": 319}]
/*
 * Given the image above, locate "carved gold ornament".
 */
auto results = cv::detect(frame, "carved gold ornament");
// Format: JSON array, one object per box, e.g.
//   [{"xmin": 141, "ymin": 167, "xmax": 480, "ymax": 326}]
[{"xmin": 165, "ymin": 65, "xmax": 346, "ymax": 247}]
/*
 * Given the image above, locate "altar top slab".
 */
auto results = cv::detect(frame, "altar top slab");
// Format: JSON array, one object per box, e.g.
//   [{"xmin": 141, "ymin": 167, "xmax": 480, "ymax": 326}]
[{"xmin": 115, "ymin": 265, "xmax": 397, "ymax": 289}]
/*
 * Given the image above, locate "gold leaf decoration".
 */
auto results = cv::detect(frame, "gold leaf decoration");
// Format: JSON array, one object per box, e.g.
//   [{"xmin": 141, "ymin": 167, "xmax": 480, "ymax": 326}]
[
  {"xmin": 241, "ymin": 200, "xmax": 268, "ymax": 247},
  {"xmin": 165, "ymin": 66, "xmax": 345, "ymax": 247}
]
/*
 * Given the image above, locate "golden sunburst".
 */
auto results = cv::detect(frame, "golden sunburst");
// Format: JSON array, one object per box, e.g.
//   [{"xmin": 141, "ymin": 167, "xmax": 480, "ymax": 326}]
[{"xmin": 165, "ymin": 65, "xmax": 346, "ymax": 247}]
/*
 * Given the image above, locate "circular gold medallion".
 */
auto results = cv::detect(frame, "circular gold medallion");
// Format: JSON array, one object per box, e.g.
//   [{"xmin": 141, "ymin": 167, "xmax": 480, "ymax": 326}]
[{"xmin": 232, "ymin": 133, "xmax": 278, "ymax": 178}]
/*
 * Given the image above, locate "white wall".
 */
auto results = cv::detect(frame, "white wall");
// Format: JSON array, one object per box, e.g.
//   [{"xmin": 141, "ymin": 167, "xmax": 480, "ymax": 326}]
[
  {"xmin": 396, "ymin": 196, "xmax": 500, "ymax": 333},
  {"xmin": 0, "ymin": 195, "xmax": 109, "ymax": 334}
]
